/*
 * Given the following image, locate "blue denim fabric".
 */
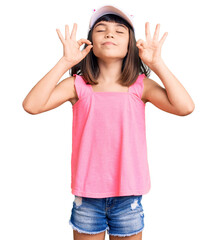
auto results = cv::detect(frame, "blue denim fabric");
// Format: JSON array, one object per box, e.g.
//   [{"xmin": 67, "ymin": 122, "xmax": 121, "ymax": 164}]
[{"xmin": 69, "ymin": 195, "xmax": 145, "ymax": 237}]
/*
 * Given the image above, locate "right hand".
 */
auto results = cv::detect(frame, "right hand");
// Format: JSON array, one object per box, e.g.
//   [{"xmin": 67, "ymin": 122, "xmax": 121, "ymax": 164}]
[{"xmin": 56, "ymin": 23, "xmax": 93, "ymax": 66}]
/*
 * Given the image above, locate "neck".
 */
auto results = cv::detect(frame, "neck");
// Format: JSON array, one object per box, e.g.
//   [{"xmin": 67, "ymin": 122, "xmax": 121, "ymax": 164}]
[{"xmin": 97, "ymin": 58, "xmax": 123, "ymax": 84}]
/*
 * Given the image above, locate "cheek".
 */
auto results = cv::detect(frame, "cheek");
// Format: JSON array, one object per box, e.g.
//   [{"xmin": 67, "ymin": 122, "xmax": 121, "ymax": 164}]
[
  {"xmin": 91, "ymin": 34, "xmax": 97, "ymax": 45},
  {"xmin": 123, "ymin": 40, "xmax": 129, "ymax": 52},
  {"xmin": 91, "ymin": 38, "xmax": 101, "ymax": 51},
  {"xmin": 123, "ymin": 36, "xmax": 129, "ymax": 49},
  {"xmin": 92, "ymin": 44, "xmax": 101, "ymax": 57}
]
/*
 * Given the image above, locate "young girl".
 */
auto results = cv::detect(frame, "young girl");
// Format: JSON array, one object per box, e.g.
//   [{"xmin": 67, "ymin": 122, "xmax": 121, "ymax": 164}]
[{"xmin": 22, "ymin": 4, "xmax": 195, "ymax": 240}]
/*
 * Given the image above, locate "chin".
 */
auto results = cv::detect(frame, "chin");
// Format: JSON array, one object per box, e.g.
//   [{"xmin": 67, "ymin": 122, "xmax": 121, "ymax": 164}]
[
  {"xmin": 95, "ymin": 52, "xmax": 127, "ymax": 60},
  {"xmin": 98, "ymin": 55, "xmax": 125, "ymax": 61},
  {"xmin": 93, "ymin": 48, "xmax": 127, "ymax": 59}
]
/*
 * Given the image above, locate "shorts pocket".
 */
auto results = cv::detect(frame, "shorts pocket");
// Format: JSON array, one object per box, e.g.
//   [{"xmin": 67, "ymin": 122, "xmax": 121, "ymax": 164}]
[{"xmin": 74, "ymin": 196, "xmax": 83, "ymax": 208}]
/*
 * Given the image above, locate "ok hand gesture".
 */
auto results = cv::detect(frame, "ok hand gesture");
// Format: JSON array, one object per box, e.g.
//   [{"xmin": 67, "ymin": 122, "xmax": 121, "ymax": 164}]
[
  {"xmin": 56, "ymin": 23, "xmax": 93, "ymax": 67},
  {"xmin": 136, "ymin": 22, "xmax": 168, "ymax": 69}
]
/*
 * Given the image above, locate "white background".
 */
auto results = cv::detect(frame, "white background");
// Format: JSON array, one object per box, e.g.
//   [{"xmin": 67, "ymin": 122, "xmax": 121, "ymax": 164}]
[{"xmin": 0, "ymin": 0, "xmax": 216, "ymax": 239}]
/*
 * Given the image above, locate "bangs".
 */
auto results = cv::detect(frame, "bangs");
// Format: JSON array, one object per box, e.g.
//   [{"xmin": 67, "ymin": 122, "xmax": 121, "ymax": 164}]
[{"xmin": 92, "ymin": 14, "xmax": 134, "ymax": 33}]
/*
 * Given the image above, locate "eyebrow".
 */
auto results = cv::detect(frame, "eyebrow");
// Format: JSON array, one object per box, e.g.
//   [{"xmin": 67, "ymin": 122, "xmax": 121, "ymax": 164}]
[{"xmin": 94, "ymin": 23, "xmax": 127, "ymax": 30}]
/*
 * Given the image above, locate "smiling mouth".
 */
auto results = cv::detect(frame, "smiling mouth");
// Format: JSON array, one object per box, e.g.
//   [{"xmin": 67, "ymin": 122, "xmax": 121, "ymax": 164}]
[{"xmin": 103, "ymin": 42, "xmax": 116, "ymax": 45}]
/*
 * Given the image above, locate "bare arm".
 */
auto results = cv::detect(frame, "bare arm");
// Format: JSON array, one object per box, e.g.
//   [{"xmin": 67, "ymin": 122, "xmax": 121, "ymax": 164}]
[
  {"xmin": 149, "ymin": 60, "xmax": 195, "ymax": 115},
  {"xmin": 142, "ymin": 76, "xmax": 194, "ymax": 116},
  {"xmin": 137, "ymin": 22, "xmax": 195, "ymax": 116},
  {"xmin": 22, "ymin": 57, "xmax": 74, "ymax": 114},
  {"xmin": 22, "ymin": 23, "xmax": 93, "ymax": 114}
]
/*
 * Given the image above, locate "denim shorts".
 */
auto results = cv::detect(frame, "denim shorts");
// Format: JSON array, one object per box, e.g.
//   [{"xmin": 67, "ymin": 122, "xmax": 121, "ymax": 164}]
[{"xmin": 69, "ymin": 195, "xmax": 145, "ymax": 237}]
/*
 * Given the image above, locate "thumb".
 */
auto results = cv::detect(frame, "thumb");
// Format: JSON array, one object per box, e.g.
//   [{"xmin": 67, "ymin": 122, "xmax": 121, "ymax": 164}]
[{"xmin": 81, "ymin": 45, "xmax": 93, "ymax": 58}]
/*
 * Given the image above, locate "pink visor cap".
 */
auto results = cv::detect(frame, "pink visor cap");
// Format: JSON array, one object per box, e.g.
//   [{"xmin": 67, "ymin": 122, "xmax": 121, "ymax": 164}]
[{"xmin": 89, "ymin": 5, "xmax": 135, "ymax": 31}]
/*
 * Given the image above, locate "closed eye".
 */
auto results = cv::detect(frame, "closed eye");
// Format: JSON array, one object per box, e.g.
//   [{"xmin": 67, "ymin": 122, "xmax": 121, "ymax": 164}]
[{"xmin": 97, "ymin": 30, "xmax": 124, "ymax": 33}]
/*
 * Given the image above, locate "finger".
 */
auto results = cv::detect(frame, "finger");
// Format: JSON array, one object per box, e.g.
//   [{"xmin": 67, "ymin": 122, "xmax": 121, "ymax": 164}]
[
  {"xmin": 136, "ymin": 39, "xmax": 143, "ymax": 45},
  {"xmin": 56, "ymin": 29, "xmax": 65, "ymax": 44},
  {"xmin": 136, "ymin": 39, "xmax": 147, "ymax": 49},
  {"xmin": 145, "ymin": 22, "xmax": 151, "ymax": 41},
  {"xmin": 77, "ymin": 38, "xmax": 92, "ymax": 47},
  {"xmin": 159, "ymin": 32, "xmax": 168, "ymax": 47},
  {"xmin": 81, "ymin": 45, "xmax": 93, "ymax": 58},
  {"xmin": 153, "ymin": 24, "xmax": 160, "ymax": 41},
  {"xmin": 136, "ymin": 39, "xmax": 143, "ymax": 47},
  {"xmin": 136, "ymin": 44, "xmax": 143, "ymax": 50},
  {"xmin": 141, "ymin": 41, "xmax": 147, "ymax": 48},
  {"xmin": 70, "ymin": 23, "xmax": 77, "ymax": 41},
  {"xmin": 65, "ymin": 24, "xmax": 70, "ymax": 40}
]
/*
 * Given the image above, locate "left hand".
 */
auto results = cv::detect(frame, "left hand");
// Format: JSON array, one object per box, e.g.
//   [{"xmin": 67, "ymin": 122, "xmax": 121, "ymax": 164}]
[{"xmin": 136, "ymin": 22, "xmax": 168, "ymax": 69}]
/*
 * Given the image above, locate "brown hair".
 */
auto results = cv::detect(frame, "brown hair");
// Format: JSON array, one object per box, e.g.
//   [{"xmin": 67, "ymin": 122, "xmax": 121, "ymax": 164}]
[{"xmin": 69, "ymin": 14, "xmax": 151, "ymax": 86}]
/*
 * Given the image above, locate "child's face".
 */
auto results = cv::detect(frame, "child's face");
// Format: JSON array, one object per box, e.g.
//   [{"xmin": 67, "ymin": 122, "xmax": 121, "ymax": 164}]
[{"xmin": 92, "ymin": 21, "xmax": 129, "ymax": 61}]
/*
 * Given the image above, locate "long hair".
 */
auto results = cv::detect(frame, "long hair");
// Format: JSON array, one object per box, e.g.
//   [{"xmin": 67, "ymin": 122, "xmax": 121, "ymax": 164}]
[{"xmin": 69, "ymin": 14, "xmax": 151, "ymax": 86}]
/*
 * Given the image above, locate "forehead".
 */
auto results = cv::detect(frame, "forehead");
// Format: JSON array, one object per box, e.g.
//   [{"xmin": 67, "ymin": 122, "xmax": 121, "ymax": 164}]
[{"xmin": 94, "ymin": 21, "xmax": 128, "ymax": 30}]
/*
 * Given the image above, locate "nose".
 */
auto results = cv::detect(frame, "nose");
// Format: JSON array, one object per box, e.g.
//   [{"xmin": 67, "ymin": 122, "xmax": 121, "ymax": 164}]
[{"xmin": 105, "ymin": 32, "xmax": 114, "ymax": 38}]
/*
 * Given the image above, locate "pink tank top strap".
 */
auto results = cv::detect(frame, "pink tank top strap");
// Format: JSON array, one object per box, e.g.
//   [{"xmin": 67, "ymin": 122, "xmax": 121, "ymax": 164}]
[
  {"xmin": 129, "ymin": 73, "xmax": 146, "ymax": 99},
  {"xmin": 73, "ymin": 74, "xmax": 91, "ymax": 99}
]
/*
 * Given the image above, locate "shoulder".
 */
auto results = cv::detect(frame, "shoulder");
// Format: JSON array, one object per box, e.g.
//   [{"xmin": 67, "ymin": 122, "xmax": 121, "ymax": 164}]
[
  {"xmin": 141, "ymin": 75, "xmax": 158, "ymax": 104},
  {"xmin": 64, "ymin": 75, "xmax": 76, "ymax": 92},
  {"xmin": 61, "ymin": 75, "xmax": 76, "ymax": 86},
  {"xmin": 60, "ymin": 75, "xmax": 78, "ymax": 105},
  {"xmin": 69, "ymin": 74, "xmax": 89, "ymax": 105}
]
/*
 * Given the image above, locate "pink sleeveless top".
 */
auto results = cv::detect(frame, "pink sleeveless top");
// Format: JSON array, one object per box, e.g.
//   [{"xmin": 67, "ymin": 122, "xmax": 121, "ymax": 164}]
[{"xmin": 71, "ymin": 73, "xmax": 151, "ymax": 198}]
